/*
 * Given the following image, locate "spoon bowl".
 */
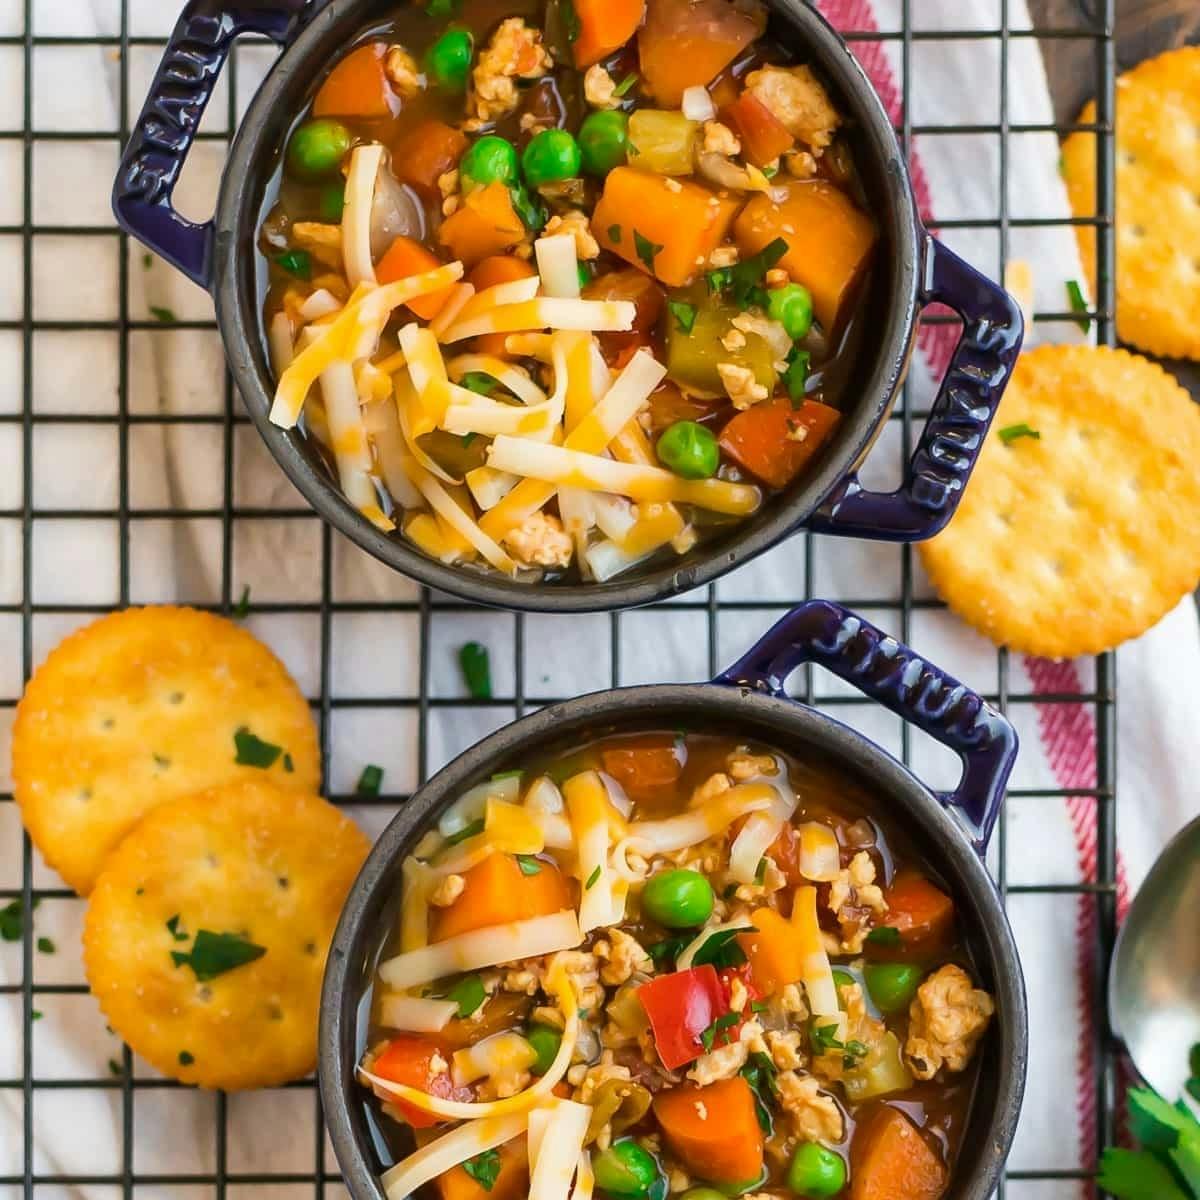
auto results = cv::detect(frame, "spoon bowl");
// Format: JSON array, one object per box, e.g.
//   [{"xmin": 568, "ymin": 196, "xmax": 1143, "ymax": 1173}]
[{"xmin": 1109, "ymin": 814, "xmax": 1200, "ymax": 1103}]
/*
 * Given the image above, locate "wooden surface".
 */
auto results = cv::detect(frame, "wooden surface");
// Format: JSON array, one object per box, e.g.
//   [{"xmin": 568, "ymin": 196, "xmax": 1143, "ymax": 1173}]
[{"xmin": 1029, "ymin": 0, "xmax": 1200, "ymax": 397}]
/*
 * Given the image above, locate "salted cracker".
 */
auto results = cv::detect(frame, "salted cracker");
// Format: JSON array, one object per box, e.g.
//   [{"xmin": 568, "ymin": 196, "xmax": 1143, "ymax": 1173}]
[
  {"xmin": 12, "ymin": 606, "xmax": 320, "ymax": 894},
  {"xmin": 83, "ymin": 780, "xmax": 369, "ymax": 1090},
  {"xmin": 1061, "ymin": 47, "xmax": 1200, "ymax": 359},
  {"xmin": 920, "ymin": 345, "xmax": 1200, "ymax": 658}
]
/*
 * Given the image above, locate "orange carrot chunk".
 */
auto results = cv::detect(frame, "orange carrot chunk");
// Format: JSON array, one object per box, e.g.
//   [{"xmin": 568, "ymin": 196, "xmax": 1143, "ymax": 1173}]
[
  {"xmin": 638, "ymin": 0, "xmax": 766, "ymax": 107},
  {"xmin": 431, "ymin": 852, "xmax": 572, "ymax": 943},
  {"xmin": 376, "ymin": 236, "xmax": 456, "ymax": 320},
  {"xmin": 718, "ymin": 397, "xmax": 841, "ymax": 490},
  {"xmin": 572, "ymin": 0, "xmax": 647, "ymax": 69},
  {"xmin": 592, "ymin": 167, "xmax": 742, "ymax": 288},
  {"xmin": 722, "ymin": 92, "xmax": 795, "ymax": 166},
  {"xmin": 467, "ymin": 254, "xmax": 538, "ymax": 292},
  {"xmin": 654, "ymin": 1077, "xmax": 764, "ymax": 1184},
  {"xmin": 734, "ymin": 182, "xmax": 877, "ymax": 333},
  {"xmin": 882, "ymin": 873, "xmax": 955, "ymax": 948},
  {"xmin": 850, "ymin": 1107, "xmax": 948, "ymax": 1200},
  {"xmin": 438, "ymin": 182, "xmax": 526, "ymax": 268},
  {"xmin": 393, "ymin": 119, "xmax": 469, "ymax": 199},
  {"xmin": 437, "ymin": 1137, "xmax": 529, "ymax": 1200},
  {"xmin": 313, "ymin": 43, "xmax": 395, "ymax": 121},
  {"xmin": 600, "ymin": 735, "xmax": 682, "ymax": 803}
]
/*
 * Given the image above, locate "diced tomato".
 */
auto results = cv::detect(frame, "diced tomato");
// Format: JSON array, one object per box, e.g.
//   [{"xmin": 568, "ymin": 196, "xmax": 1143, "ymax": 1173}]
[
  {"xmin": 718, "ymin": 396, "xmax": 841, "ymax": 490},
  {"xmin": 882, "ymin": 873, "xmax": 955, "ymax": 949},
  {"xmin": 721, "ymin": 92, "xmax": 795, "ymax": 167},
  {"xmin": 371, "ymin": 1035, "xmax": 472, "ymax": 1128},
  {"xmin": 637, "ymin": 965, "xmax": 727, "ymax": 1070},
  {"xmin": 600, "ymin": 735, "xmax": 683, "ymax": 802}
]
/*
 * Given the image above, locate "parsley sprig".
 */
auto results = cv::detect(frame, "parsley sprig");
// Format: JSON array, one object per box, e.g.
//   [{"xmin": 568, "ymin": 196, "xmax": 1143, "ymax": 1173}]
[
  {"xmin": 171, "ymin": 929, "xmax": 267, "ymax": 982},
  {"xmin": 1098, "ymin": 1086, "xmax": 1200, "ymax": 1199},
  {"xmin": 706, "ymin": 237, "xmax": 788, "ymax": 309},
  {"xmin": 700, "ymin": 1010, "xmax": 739, "ymax": 1053}
]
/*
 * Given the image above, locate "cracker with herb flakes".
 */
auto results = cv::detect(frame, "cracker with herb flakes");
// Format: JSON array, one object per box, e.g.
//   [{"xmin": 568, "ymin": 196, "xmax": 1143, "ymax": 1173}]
[
  {"xmin": 920, "ymin": 345, "xmax": 1200, "ymax": 658},
  {"xmin": 12, "ymin": 606, "xmax": 319, "ymax": 894},
  {"xmin": 1061, "ymin": 46, "xmax": 1200, "ymax": 359},
  {"xmin": 83, "ymin": 780, "xmax": 368, "ymax": 1090}
]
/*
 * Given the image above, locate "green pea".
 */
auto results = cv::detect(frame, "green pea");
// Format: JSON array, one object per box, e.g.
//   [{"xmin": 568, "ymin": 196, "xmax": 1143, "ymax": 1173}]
[
  {"xmin": 522, "ymin": 128, "xmax": 582, "ymax": 188},
  {"xmin": 576, "ymin": 262, "xmax": 592, "ymax": 291},
  {"xmin": 786, "ymin": 1143, "xmax": 846, "ymax": 1198},
  {"xmin": 424, "ymin": 29, "xmax": 473, "ymax": 91},
  {"xmin": 681, "ymin": 1191, "xmax": 728, "ymax": 1200},
  {"xmin": 579, "ymin": 110, "xmax": 629, "ymax": 177},
  {"xmin": 592, "ymin": 1139, "xmax": 660, "ymax": 1199},
  {"xmin": 641, "ymin": 868, "xmax": 714, "ymax": 928},
  {"xmin": 526, "ymin": 1023, "xmax": 562, "ymax": 1075},
  {"xmin": 460, "ymin": 135, "xmax": 519, "ymax": 190},
  {"xmin": 655, "ymin": 421, "xmax": 720, "ymax": 481},
  {"xmin": 767, "ymin": 282, "xmax": 814, "ymax": 340},
  {"xmin": 863, "ymin": 962, "xmax": 924, "ymax": 1015},
  {"xmin": 286, "ymin": 118, "xmax": 352, "ymax": 180},
  {"xmin": 318, "ymin": 181, "xmax": 345, "ymax": 223}
]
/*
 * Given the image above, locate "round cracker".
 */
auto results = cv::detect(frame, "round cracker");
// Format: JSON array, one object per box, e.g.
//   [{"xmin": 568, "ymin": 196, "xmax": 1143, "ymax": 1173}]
[
  {"xmin": 83, "ymin": 780, "xmax": 369, "ymax": 1090},
  {"xmin": 13, "ymin": 606, "xmax": 320, "ymax": 894},
  {"xmin": 920, "ymin": 345, "xmax": 1200, "ymax": 658},
  {"xmin": 1061, "ymin": 47, "xmax": 1200, "ymax": 360}
]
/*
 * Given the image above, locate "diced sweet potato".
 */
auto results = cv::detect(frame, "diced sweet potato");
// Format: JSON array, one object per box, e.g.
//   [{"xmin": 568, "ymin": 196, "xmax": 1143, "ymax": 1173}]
[
  {"xmin": 882, "ymin": 873, "xmax": 955, "ymax": 949},
  {"xmin": 430, "ymin": 852, "xmax": 571, "ymax": 942},
  {"xmin": 718, "ymin": 396, "xmax": 840, "ymax": 490},
  {"xmin": 437, "ymin": 1137, "xmax": 529, "ymax": 1200},
  {"xmin": 313, "ymin": 42, "xmax": 395, "ymax": 120},
  {"xmin": 592, "ymin": 167, "xmax": 742, "ymax": 288},
  {"xmin": 437, "ymin": 182, "xmax": 526, "ymax": 267},
  {"xmin": 572, "ymin": 0, "xmax": 647, "ymax": 69},
  {"xmin": 638, "ymin": 0, "xmax": 766, "ymax": 107},
  {"xmin": 600, "ymin": 735, "xmax": 682, "ymax": 802},
  {"xmin": 393, "ymin": 119, "xmax": 469, "ymax": 199},
  {"xmin": 850, "ymin": 1107, "xmax": 948, "ymax": 1200},
  {"xmin": 653, "ymin": 1078, "xmax": 764, "ymax": 1183},
  {"xmin": 376, "ymin": 236, "xmax": 455, "ymax": 320},
  {"xmin": 734, "ymin": 181, "xmax": 877, "ymax": 332}
]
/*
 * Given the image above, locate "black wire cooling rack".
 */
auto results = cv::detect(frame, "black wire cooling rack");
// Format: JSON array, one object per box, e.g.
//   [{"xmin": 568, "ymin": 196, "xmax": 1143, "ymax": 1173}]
[{"xmin": 1, "ymin": 0, "xmax": 1121, "ymax": 1196}]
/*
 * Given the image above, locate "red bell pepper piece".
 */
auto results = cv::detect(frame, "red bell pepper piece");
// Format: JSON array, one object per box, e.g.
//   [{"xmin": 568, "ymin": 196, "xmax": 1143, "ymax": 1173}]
[{"xmin": 637, "ymin": 965, "xmax": 727, "ymax": 1069}]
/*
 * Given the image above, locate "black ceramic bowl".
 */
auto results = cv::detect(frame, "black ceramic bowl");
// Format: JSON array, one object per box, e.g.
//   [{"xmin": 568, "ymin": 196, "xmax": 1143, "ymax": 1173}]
[
  {"xmin": 319, "ymin": 600, "xmax": 1027, "ymax": 1200},
  {"xmin": 114, "ymin": 0, "xmax": 1022, "ymax": 612}
]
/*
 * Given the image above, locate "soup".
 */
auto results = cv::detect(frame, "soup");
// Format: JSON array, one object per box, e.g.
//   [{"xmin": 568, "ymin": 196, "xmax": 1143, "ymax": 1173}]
[
  {"xmin": 358, "ymin": 733, "xmax": 994, "ymax": 1200},
  {"xmin": 260, "ymin": 0, "xmax": 878, "ymax": 583}
]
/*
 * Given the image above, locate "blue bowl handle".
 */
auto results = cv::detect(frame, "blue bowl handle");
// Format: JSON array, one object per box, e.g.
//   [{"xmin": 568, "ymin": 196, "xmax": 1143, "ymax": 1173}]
[
  {"xmin": 715, "ymin": 599, "xmax": 1018, "ymax": 853},
  {"xmin": 112, "ymin": 0, "xmax": 311, "ymax": 291},
  {"xmin": 806, "ymin": 235, "xmax": 1024, "ymax": 541}
]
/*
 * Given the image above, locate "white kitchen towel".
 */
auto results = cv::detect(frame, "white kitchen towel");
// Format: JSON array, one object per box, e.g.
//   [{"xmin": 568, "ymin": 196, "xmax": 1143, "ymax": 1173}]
[{"xmin": 1, "ymin": 1, "xmax": 1198, "ymax": 1198}]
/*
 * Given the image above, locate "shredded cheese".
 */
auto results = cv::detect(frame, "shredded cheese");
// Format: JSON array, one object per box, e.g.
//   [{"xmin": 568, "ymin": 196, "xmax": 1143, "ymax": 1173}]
[
  {"xmin": 400, "ymin": 856, "xmax": 436, "ymax": 953},
  {"xmin": 378, "ymin": 908, "xmax": 583, "ymax": 990},
  {"xmin": 452, "ymin": 1031, "xmax": 538, "ymax": 1087},
  {"xmin": 342, "ymin": 143, "xmax": 384, "ymax": 287},
  {"xmin": 563, "ymin": 771, "xmax": 622, "ymax": 933},
  {"xmin": 378, "ymin": 992, "xmax": 459, "ymax": 1033},
  {"xmin": 796, "ymin": 822, "xmax": 841, "ymax": 882},
  {"xmin": 529, "ymin": 1100, "xmax": 593, "ymax": 1200},
  {"xmin": 442, "ymin": 298, "xmax": 636, "ymax": 344},
  {"xmin": 728, "ymin": 773, "xmax": 795, "ymax": 883},
  {"xmin": 793, "ymin": 884, "xmax": 839, "ymax": 1016},
  {"xmin": 621, "ymin": 783, "xmax": 777, "ymax": 855},
  {"xmin": 381, "ymin": 1112, "xmax": 529, "ymax": 1200}
]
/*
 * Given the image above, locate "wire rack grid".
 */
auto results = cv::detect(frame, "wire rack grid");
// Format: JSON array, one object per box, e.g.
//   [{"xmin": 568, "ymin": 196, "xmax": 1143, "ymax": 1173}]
[{"xmin": 0, "ymin": 0, "xmax": 1119, "ymax": 1197}]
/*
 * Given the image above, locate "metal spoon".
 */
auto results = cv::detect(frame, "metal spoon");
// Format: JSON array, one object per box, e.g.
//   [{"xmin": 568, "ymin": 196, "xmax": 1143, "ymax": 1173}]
[{"xmin": 1109, "ymin": 814, "xmax": 1200, "ymax": 1106}]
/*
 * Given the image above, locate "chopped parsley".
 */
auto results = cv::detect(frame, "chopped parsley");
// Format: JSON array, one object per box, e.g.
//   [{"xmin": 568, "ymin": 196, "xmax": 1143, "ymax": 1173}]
[
  {"xmin": 809, "ymin": 1021, "xmax": 844, "ymax": 1055},
  {"xmin": 461, "ymin": 372, "xmax": 497, "ymax": 396},
  {"xmin": 864, "ymin": 925, "xmax": 901, "ymax": 947},
  {"xmin": 232, "ymin": 584, "xmax": 251, "ymax": 619},
  {"xmin": 459, "ymin": 641, "xmax": 492, "ymax": 700},
  {"xmin": 998, "ymin": 422, "xmax": 1041, "ymax": 445},
  {"xmin": 585, "ymin": 864, "xmax": 602, "ymax": 890},
  {"xmin": 461, "ymin": 432, "xmax": 478, "ymax": 447},
  {"xmin": 36, "ymin": 936, "xmax": 55, "ymax": 954},
  {"xmin": 754, "ymin": 857, "xmax": 768, "ymax": 885},
  {"xmin": 706, "ymin": 237, "xmax": 788, "ymax": 309},
  {"xmin": 0, "ymin": 898, "xmax": 33, "ymax": 942},
  {"xmin": 559, "ymin": 0, "xmax": 581, "ymax": 44},
  {"xmin": 516, "ymin": 855, "xmax": 542, "ymax": 876},
  {"xmin": 356, "ymin": 764, "xmax": 385, "ymax": 796},
  {"xmin": 667, "ymin": 300, "xmax": 697, "ymax": 335},
  {"xmin": 750, "ymin": 1000, "xmax": 768, "ymax": 1013},
  {"xmin": 633, "ymin": 230, "xmax": 664, "ymax": 273},
  {"xmin": 1065, "ymin": 278, "xmax": 1090, "ymax": 332},
  {"xmin": 233, "ymin": 727, "xmax": 284, "ymax": 769},
  {"xmin": 179, "ymin": 1050, "xmax": 195, "ymax": 1066},
  {"xmin": 445, "ymin": 974, "xmax": 487, "ymax": 1018},
  {"xmin": 108, "ymin": 1058, "xmax": 123, "ymax": 1076},
  {"xmin": 783, "ymin": 348, "xmax": 811, "ymax": 404},
  {"xmin": 463, "ymin": 1148, "xmax": 502, "ymax": 1191},
  {"xmin": 647, "ymin": 935, "xmax": 690, "ymax": 967},
  {"xmin": 740, "ymin": 1050, "xmax": 780, "ymax": 1133},
  {"xmin": 492, "ymin": 770, "xmax": 524, "ymax": 782},
  {"xmin": 149, "ymin": 306, "xmax": 177, "ymax": 324},
  {"xmin": 166, "ymin": 914, "xmax": 189, "ymax": 943},
  {"xmin": 444, "ymin": 817, "xmax": 485, "ymax": 847},
  {"xmin": 700, "ymin": 1011, "xmax": 739, "ymax": 1053},
  {"xmin": 283, "ymin": 752, "xmax": 294, "ymax": 773},
  {"xmin": 171, "ymin": 929, "xmax": 267, "ymax": 982},
  {"xmin": 607, "ymin": 223, "xmax": 622, "ymax": 244},
  {"xmin": 31, "ymin": 1010, "xmax": 42, "ymax": 1021},
  {"xmin": 274, "ymin": 249, "xmax": 312, "ymax": 280},
  {"xmin": 613, "ymin": 72, "xmax": 639, "ymax": 97},
  {"xmin": 141, "ymin": 253, "xmax": 152, "ymax": 270},
  {"xmin": 425, "ymin": 0, "xmax": 460, "ymax": 17},
  {"xmin": 510, "ymin": 185, "xmax": 547, "ymax": 233},
  {"xmin": 690, "ymin": 926, "xmax": 752, "ymax": 969}
]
